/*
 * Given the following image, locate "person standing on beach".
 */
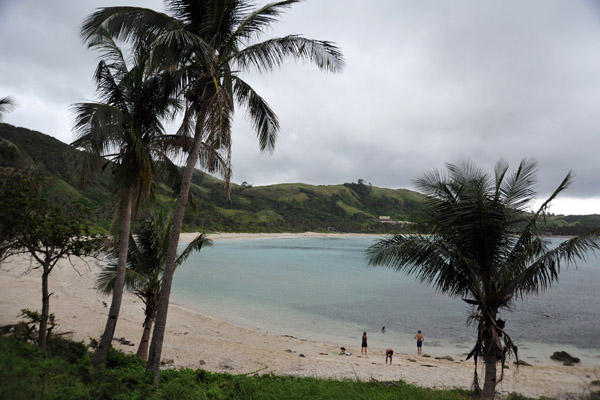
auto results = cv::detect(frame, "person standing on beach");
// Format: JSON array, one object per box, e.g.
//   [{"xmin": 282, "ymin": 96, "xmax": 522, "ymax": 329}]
[
  {"xmin": 414, "ymin": 330, "xmax": 424, "ymax": 354},
  {"xmin": 385, "ymin": 348, "xmax": 393, "ymax": 364},
  {"xmin": 381, "ymin": 326, "xmax": 386, "ymax": 333},
  {"xmin": 361, "ymin": 332, "xmax": 368, "ymax": 354}
]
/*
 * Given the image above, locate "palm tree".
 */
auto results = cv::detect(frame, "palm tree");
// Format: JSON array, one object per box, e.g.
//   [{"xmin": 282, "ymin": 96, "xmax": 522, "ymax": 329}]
[
  {"xmin": 0, "ymin": 96, "xmax": 15, "ymax": 121},
  {"xmin": 367, "ymin": 159, "xmax": 600, "ymax": 400},
  {"xmin": 97, "ymin": 211, "xmax": 211, "ymax": 360},
  {"xmin": 80, "ymin": 0, "xmax": 344, "ymax": 380},
  {"xmin": 71, "ymin": 29, "xmax": 183, "ymax": 368}
]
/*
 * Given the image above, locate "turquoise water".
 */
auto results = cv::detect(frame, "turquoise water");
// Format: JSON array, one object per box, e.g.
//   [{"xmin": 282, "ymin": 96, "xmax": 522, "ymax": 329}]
[{"xmin": 172, "ymin": 236, "xmax": 600, "ymax": 366}]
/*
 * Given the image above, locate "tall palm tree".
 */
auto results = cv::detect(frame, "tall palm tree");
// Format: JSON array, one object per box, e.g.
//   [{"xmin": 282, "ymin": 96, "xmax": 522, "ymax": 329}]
[
  {"xmin": 367, "ymin": 159, "xmax": 600, "ymax": 400},
  {"xmin": 0, "ymin": 96, "xmax": 15, "ymax": 121},
  {"xmin": 81, "ymin": 0, "xmax": 344, "ymax": 380},
  {"xmin": 71, "ymin": 29, "xmax": 184, "ymax": 368},
  {"xmin": 97, "ymin": 211, "xmax": 211, "ymax": 360}
]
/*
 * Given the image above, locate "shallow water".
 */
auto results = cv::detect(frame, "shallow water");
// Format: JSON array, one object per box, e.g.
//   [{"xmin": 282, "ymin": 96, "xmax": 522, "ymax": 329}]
[{"xmin": 172, "ymin": 236, "xmax": 600, "ymax": 366}]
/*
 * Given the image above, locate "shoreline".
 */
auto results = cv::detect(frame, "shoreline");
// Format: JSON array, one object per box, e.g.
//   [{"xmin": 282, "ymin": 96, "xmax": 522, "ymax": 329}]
[{"xmin": 1, "ymin": 232, "xmax": 598, "ymax": 399}]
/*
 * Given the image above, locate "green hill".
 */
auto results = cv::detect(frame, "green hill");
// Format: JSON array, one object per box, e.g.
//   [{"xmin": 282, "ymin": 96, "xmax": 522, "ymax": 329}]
[{"xmin": 1, "ymin": 122, "xmax": 598, "ymax": 234}]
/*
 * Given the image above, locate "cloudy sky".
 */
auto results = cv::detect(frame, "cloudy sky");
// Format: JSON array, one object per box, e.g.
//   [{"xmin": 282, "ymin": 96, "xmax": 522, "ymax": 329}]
[{"xmin": 1, "ymin": 0, "xmax": 599, "ymax": 215}]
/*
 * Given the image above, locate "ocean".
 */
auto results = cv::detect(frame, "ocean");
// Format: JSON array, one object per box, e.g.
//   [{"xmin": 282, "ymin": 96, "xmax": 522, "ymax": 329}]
[{"xmin": 171, "ymin": 236, "xmax": 600, "ymax": 366}]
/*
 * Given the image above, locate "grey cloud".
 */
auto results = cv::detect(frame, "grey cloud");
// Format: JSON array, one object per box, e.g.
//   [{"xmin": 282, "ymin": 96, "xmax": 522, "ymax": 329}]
[{"xmin": 1, "ymin": 0, "xmax": 599, "ymax": 213}]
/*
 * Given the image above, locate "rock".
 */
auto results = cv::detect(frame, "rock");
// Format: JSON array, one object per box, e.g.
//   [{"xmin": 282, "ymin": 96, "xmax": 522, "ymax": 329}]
[
  {"xmin": 319, "ymin": 352, "xmax": 328, "ymax": 355},
  {"xmin": 161, "ymin": 358, "xmax": 174, "ymax": 365},
  {"xmin": 408, "ymin": 359, "xmax": 417, "ymax": 362},
  {"xmin": 0, "ymin": 324, "xmax": 18, "ymax": 334},
  {"xmin": 299, "ymin": 354, "xmax": 305, "ymax": 357},
  {"xmin": 422, "ymin": 354, "xmax": 431, "ymax": 358},
  {"xmin": 563, "ymin": 362, "xmax": 574, "ymax": 366},
  {"xmin": 284, "ymin": 349, "xmax": 294, "ymax": 353},
  {"xmin": 514, "ymin": 360, "xmax": 532, "ymax": 366},
  {"xmin": 435, "ymin": 356, "xmax": 454, "ymax": 361},
  {"xmin": 550, "ymin": 351, "xmax": 580, "ymax": 364},
  {"xmin": 590, "ymin": 380, "xmax": 600, "ymax": 386},
  {"xmin": 199, "ymin": 360, "xmax": 206, "ymax": 365}
]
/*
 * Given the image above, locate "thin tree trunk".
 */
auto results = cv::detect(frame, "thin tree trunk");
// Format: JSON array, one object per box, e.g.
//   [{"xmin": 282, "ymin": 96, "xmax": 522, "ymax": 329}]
[
  {"xmin": 39, "ymin": 264, "xmax": 50, "ymax": 349},
  {"xmin": 482, "ymin": 354, "xmax": 497, "ymax": 400},
  {"xmin": 92, "ymin": 187, "xmax": 133, "ymax": 368},
  {"xmin": 136, "ymin": 310, "xmax": 154, "ymax": 361},
  {"xmin": 147, "ymin": 121, "xmax": 204, "ymax": 385}
]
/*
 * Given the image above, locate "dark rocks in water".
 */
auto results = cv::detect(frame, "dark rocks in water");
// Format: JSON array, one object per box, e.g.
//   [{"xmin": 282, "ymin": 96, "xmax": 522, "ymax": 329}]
[
  {"xmin": 550, "ymin": 351, "xmax": 580, "ymax": 364},
  {"xmin": 563, "ymin": 362, "xmax": 574, "ymax": 366}
]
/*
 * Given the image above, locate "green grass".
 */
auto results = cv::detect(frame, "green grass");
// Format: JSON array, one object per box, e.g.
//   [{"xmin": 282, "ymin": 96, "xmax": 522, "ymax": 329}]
[{"xmin": 0, "ymin": 336, "xmax": 476, "ymax": 400}]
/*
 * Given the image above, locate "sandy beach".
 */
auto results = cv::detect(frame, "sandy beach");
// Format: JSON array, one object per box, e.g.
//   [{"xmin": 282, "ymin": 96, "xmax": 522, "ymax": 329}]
[{"xmin": 1, "ymin": 232, "xmax": 598, "ymax": 399}]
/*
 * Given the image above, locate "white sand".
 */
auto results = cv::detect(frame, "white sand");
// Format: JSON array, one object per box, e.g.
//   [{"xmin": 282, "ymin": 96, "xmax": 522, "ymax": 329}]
[{"xmin": 1, "ymin": 232, "xmax": 598, "ymax": 399}]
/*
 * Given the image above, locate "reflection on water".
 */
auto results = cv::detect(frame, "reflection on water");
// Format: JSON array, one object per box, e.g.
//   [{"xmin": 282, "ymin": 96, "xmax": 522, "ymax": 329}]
[{"xmin": 172, "ymin": 236, "xmax": 600, "ymax": 365}]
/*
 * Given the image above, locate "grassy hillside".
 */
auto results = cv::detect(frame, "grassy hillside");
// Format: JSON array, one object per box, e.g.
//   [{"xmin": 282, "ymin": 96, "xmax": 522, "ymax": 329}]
[{"xmin": 1, "ymin": 122, "xmax": 598, "ymax": 235}]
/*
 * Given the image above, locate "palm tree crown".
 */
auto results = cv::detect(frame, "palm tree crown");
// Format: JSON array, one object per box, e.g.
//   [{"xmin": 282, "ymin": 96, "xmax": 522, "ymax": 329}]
[{"xmin": 367, "ymin": 159, "xmax": 600, "ymax": 399}]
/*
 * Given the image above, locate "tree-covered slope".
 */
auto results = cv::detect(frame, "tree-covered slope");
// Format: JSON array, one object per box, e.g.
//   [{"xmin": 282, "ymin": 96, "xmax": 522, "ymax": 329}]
[{"xmin": 1, "ymin": 122, "xmax": 598, "ymax": 234}]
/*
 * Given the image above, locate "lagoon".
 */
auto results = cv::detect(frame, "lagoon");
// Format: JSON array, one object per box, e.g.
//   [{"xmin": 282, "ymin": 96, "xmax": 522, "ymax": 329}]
[{"xmin": 172, "ymin": 236, "xmax": 600, "ymax": 366}]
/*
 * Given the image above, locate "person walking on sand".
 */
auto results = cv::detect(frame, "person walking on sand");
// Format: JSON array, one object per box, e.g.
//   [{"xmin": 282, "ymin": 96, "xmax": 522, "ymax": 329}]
[
  {"xmin": 414, "ymin": 330, "xmax": 424, "ymax": 354},
  {"xmin": 361, "ymin": 332, "xmax": 368, "ymax": 354},
  {"xmin": 385, "ymin": 348, "xmax": 393, "ymax": 364}
]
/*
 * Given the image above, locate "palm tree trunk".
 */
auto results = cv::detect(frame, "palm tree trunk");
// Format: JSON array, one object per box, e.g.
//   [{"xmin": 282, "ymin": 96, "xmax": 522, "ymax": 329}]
[
  {"xmin": 482, "ymin": 354, "xmax": 497, "ymax": 400},
  {"xmin": 137, "ymin": 297, "xmax": 156, "ymax": 361},
  {"xmin": 39, "ymin": 263, "xmax": 50, "ymax": 349},
  {"xmin": 92, "ymin": 187, "xmax": 133, "ymax": 368},
  {"xmin": 136, "ymin": 313, "xmax": 154, "ymax": 361},
  {"xmin": 147, "ymin": 120, "xmax": 204, "ymax": 385}
]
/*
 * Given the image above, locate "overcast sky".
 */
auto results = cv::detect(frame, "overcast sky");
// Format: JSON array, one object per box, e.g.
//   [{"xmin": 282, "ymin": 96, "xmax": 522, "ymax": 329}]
[{"xmin": 1, "ymin": 0, "xmax": 599, "ymax": 215}]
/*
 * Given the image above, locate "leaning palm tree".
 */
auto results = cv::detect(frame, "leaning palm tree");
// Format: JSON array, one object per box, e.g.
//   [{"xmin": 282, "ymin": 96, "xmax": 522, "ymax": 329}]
[
  {"xmin": 81, "ymin": 0, "xmax": 344, "ymax": 380},
  {"xmin": 97, "ymin": 211, "xmax": 211, "ymax": 360},
  {"xmin": 367, "ymin": 159, "xmax": 600, "ymax": 400},
  {"xmin": 71, "ymin": 29, "xmax": 184, "ymax": 368}
]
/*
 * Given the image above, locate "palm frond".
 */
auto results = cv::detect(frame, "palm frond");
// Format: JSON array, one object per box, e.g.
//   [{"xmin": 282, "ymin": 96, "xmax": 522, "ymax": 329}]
[
  {"xmin": 175, "ymin": 233, "xmax": 212, "ymax": 266},
  {"xmin": 228, "ymin": 0, "xmax": 298, "ymax": 44},
  {"xmin": 95, "ymin": 262, "xmax": 146, "ymax": 294},
  {"xmin": 231, "ymin": 35, "xmax": 344, "ymax": 73},
  {"xmin": 0, "ymin": 96, "xmax": 16, "ymax": 121},
  {"xmin": 81, "ymin": 7, "xmax": 176, "ymax": 47},
  {"xmin": 233, "ymin": 76, "xmax": 279, "ymax": 152}
]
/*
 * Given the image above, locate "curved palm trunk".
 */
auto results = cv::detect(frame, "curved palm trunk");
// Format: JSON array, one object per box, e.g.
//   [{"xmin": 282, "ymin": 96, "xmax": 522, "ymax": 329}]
[
  {"xmin": 147, "ymin": 120, "xmax": 204, "ymax": 384},
  {"xmin": 136, "ymin": 312, "xmax": 154, "ymax": 361},
  {"xmin": 147, "ymin": 126, "xmax": 202, "ymax": 384},
  {"xmin": 482, "ymin": 354, "xmax": 498, "ymax": 399},
  {"xmin": 92, "ymin": 187, "xmax": 133, "ymax": 368}
]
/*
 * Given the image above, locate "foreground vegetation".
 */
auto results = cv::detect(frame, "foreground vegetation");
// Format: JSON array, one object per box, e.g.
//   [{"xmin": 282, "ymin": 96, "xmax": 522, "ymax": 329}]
[{"xmin": 0, "ymin": 335, "xmax": 476, "ymax": 400}]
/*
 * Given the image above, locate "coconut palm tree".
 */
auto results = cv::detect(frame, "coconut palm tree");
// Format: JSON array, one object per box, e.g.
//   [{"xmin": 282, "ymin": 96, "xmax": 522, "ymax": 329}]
[
  {"xmin": 71, "ymin": 29, "xmax": 184, "ymax": 368},
  {"xmin": 80, "ymin": 0, "xmax": 344, "ymax": 380},
  {"xmin": 97, "ymin": 211, "xmax": 211, "ymax": 360},
  {"xmin": 367, "ymin": 159, "xmax": 600, "ymax": 400}
]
